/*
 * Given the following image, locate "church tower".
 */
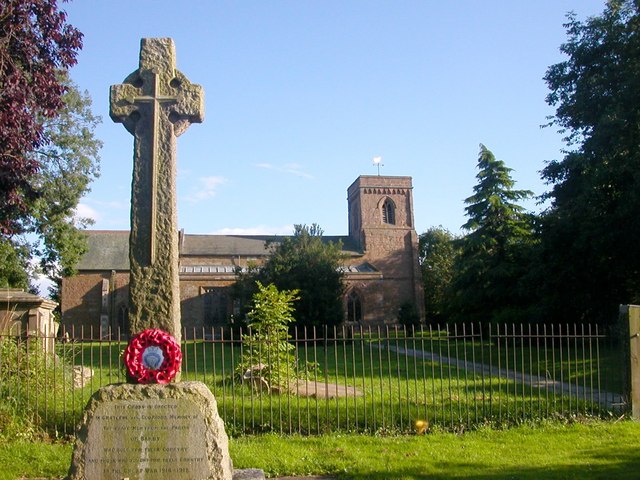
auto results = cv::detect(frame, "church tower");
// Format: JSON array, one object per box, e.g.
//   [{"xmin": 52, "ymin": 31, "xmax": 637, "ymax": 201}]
[{"xmin": 346, "ymin": 176, "xmax": 424, "ymax": 324}]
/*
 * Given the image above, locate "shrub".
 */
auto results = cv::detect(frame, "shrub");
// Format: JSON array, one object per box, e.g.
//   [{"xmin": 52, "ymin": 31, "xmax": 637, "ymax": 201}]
[
  {"xmin": 0, "ymin": 334, "xmax": 76, "ymax": 439},
  {"xmin": 237, "ymin": 282, "xmax": 300, "ymax": 390},
  {"xmin": 397, "ymin": 302, "xmax": 421, "ymax": 328}
]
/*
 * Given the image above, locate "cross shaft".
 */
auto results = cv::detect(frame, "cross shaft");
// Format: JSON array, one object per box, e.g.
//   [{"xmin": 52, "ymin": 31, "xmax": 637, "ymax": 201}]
[
  {"xmin": 109, "ymin": 38, "xmax": 204, "ymax": 341},
  {"xmin": 129, "ymin": 72, "xmax": 177, "ymax": 264}
]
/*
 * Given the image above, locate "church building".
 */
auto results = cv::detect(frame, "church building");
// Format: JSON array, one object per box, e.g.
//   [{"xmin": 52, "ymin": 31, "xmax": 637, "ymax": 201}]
[{"xmin": 60, "ymin": 175, "xmax": 424, "ymax": 335}]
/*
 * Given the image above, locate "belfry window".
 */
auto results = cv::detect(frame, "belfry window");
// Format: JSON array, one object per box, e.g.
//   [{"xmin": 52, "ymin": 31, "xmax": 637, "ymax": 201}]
[{"xmin": 382, "ymin": 198, "xmax": 396, "ymax": 225}]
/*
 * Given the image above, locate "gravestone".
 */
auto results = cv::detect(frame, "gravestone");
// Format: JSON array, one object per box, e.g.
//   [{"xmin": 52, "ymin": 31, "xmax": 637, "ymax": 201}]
[
  {"xmin": 69, "ymin": 38, "xmax": 264, "ymax": 480},
  {"xmin": 68, "ymin": 382, "xmax": 233, "ymax": 479}
]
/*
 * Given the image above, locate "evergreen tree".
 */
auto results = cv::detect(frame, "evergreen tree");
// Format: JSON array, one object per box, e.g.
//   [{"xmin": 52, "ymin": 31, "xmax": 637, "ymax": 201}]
[
  {"xmin": 30, "ymin": 75, "xmax": 102, "ymax": 284},
  {"xmin": 0, "ymin": 238, "xmax": 30, "ymax": 289},
  {"xmin": 450, "ymin": 145, "xmax": 534, "ymax": 324},
  {"xmin": 540, "ymin": 0, "xmax": 640, "ymax": 326},
  {"xmin": 237, "ymin": 282, "xmax": 300, "ymax": 390}
]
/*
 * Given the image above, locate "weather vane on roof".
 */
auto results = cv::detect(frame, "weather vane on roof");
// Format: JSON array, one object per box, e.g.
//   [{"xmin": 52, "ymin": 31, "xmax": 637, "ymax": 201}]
[{"xmin": 372, "ymin": 156, "xmax": 384, "ymax": 176}]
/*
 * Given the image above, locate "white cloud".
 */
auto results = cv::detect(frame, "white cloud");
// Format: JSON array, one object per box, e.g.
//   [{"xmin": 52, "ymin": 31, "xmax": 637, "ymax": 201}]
[
  {"xmin": 74, "ymin": 203, "xmax": 100, "ymax": 223},
  {"xmin": 283, "ymin": 163, "xmax": 313, "ymax": 179},
  {"xmin": 255, "ymin": 163, "xmax": 273, "ymax": 170},
  {"xmin": 210, "ymin": 224, "xmax": 294, "ymax": 236},
  {"xmin": 255, "ymin": 163, "xmax": 313, "ymax": 179},
  {"xmin": 186, "ymin": 176, "xmax": 228, "ymax": 203}
]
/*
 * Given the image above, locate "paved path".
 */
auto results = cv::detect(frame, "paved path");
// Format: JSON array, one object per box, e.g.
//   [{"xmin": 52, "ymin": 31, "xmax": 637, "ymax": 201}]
[{"xmin": 382, "ymin": 345, "xmax": 626, "ymax": 411}]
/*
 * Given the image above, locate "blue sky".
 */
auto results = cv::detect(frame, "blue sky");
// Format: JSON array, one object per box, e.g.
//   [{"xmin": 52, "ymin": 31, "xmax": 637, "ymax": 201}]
[{"xmin": 64, "ymin": 0, "xmax": 605, "ymax": 237}]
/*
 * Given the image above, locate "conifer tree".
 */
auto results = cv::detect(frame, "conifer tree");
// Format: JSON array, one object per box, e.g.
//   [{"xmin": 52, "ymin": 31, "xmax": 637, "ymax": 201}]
[{"xmin": 450, "ymin": 145, "xmax": 533, "ymax": 324}]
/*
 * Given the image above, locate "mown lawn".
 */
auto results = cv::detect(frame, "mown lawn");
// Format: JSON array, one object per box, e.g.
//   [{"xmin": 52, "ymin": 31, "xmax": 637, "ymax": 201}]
[
  {"xmin": 10, "ymin": 332, "xmax": 621, "ymax": 437},
  {"xmin": 2, "ymin": 421, "xmax": 639, "ymax": 480}
]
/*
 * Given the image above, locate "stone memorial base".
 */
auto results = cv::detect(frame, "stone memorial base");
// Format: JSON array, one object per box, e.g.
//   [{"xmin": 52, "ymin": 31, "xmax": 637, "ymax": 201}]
[{"xmin": 68, "ymin": 381, "xmax": 263, "ymax": 480}]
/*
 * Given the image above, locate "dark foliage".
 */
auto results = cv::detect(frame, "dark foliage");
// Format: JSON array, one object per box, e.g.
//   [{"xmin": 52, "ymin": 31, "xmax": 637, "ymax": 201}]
[
  {"xmin": 539, "ymin": 0, "xmax": 640, "ymax": 327},
  {"xmin": 449, "ymin": 145, "xmax": 534, "ymax": 324},
  {"xmin": 419, "ymin": 226, "xmax": 459, "ymax": 324},
  {"xmin": 232, "ymin": 224, "xmax": 345, "ymax": 329},
  {"xmin": 0, "ymin": 0, "xmax": 83, "ymax": 234}
]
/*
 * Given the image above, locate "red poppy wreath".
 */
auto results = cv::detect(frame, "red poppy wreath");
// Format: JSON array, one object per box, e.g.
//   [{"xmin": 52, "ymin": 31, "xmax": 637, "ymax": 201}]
[{"xmin": 123, "ymin": 329, "xmax": 182, "ymax": 384}]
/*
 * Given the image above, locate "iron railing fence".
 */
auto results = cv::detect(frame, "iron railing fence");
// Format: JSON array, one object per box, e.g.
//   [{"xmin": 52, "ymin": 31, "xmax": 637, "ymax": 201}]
[{"xmin": 0, "ymin": 323, "xmax": 627, "ymax": 437}]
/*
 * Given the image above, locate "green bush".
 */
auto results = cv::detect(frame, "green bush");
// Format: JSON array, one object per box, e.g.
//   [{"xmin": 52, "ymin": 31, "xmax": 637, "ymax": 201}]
[
  {"xmin": 237, "ymin": 282, "xmax": 300, "ymax": 390},
  {"xmin": 0, "ymin": 336, "xmax": 75, "ymax": 440},
  {"xmin": 397, "ymin": 301, "xmax": 421, "ymax": 328}
]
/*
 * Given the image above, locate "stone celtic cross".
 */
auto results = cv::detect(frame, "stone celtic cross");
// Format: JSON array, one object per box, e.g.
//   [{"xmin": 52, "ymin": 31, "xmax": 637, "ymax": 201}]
[{"xmin": 110, "ymin": 38, "xmax": 204, "ymax": 341}]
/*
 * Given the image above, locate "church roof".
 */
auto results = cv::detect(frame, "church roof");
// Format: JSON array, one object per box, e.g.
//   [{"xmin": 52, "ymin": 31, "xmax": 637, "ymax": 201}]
[
  {"xmin": 76, "ymin": 231, "xmax": 362, "ymax": 271},
  {"xmin": 181, "ymin": 234, "xmax": 360, "ymax": 256},
  {"xmin": 181, "ymin": 234, "xmax": 278, "ymax": 256},
  {"xmin": 78, "ymin": 230, "xmax": 130, "ymax": 270}
]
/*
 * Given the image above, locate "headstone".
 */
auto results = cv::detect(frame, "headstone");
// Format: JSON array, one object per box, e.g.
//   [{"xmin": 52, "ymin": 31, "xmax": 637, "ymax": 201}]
[
  {"xmin": 68, "ymin": 382, "xmax": 233, "ymax": 480},
  {"xmin": 109, "ymin": 37, "xmax": 204, "ymax": 343}
]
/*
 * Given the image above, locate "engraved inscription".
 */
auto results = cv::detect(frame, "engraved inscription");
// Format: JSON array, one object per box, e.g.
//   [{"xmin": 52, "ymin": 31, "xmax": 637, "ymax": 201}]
[{"xmin": 84, "ymin": 399, "xmax": 210, "ymax": 479}]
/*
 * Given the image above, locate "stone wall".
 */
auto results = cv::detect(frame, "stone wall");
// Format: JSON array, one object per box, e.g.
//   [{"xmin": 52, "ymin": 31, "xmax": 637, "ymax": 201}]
[
  {"xmin": 180, "ymin": 277, "xmax": 237, "ymax": 330},
  {"xmin": 346, "ymin": 176, "xmax": 424, "ymax": 323}
]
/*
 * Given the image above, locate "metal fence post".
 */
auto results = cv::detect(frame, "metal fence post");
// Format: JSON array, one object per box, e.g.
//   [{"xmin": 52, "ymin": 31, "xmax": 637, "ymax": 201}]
[{"xmin": 622, "ymin": 305, "xmax": 640, "ymax": 419}]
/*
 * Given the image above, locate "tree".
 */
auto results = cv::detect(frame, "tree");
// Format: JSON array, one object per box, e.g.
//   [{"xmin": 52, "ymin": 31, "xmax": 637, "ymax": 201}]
[
  {"xmin": 418, "ymin": 226, "xmax": 459, "ymax": 325},
  {"xmin": 233, "ymin": 224, "xmax": 345, "ymax": 329},
  {"xmin": 237, "ymin": 282, "xmax": 300, "ymax": 390},
  {"xmin": 30, "ymin": 75, "xmax": 102, "ymax": 283},
  {"xmin": 0, "ymin": 0, "xmax": 83, "ymax": 235},
  {"xmin": 540, "ymin": 0, "xmax": 640, "ymax": 326},
  {"xmin": 0, "ymin": 75, "xmax": 101, "ymax": 293},
  {"xmin": 450, "ymin": 144, "xmax": 534, "ymax": 324},
  {"xmin": 265, "ymin": 224, "xmax": 345, "ymax": 329},
  {"xmin": 396, "ymin": 301, "xmax": 421, "ymax": 329},
  {"xmin": 0, "ymin": 238, "xmax": 30, "ymax": 289}
]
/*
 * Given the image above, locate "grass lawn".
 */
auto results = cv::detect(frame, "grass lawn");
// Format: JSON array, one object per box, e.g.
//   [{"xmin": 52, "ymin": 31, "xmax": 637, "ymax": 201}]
[
  {"xmin": 11, "ymin": 333, "xmax": 620, "ymax": 437},
  {"xmin": 381, "ymin": 326, "xmax": 624, "ymax": 395},
  {"xmin": 2, "ymin": 421, "xmax": 639, "ymax": 480}
]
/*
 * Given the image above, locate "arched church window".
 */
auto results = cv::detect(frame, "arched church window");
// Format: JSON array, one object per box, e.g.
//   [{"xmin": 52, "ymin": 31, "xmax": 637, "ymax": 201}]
[
  {"xmin": 382, "ymin": 198, "xmax": 396, "ymax": 225},
  {"xmin": 347, "ymin": 290, "xmax": 363, "ymax": 323},
  {"xmin": 117, "ymin": 304, "xmax": 128, "ymax": 334},
  {"xmin": 203, "ymin": 287, "xmax": 230, "ymax": 326}
]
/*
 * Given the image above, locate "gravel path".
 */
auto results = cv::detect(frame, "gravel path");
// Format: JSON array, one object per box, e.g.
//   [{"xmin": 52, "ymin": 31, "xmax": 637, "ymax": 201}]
[{"xmin": 382, "ymin": 344, "xmax": 625, "ymax": 410}]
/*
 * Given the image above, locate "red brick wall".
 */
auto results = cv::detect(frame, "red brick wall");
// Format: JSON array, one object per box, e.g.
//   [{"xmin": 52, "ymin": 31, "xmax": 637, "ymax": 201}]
[{"xmin": 60, "ymin": 271, "xmax": 129, "ymax": 334}]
